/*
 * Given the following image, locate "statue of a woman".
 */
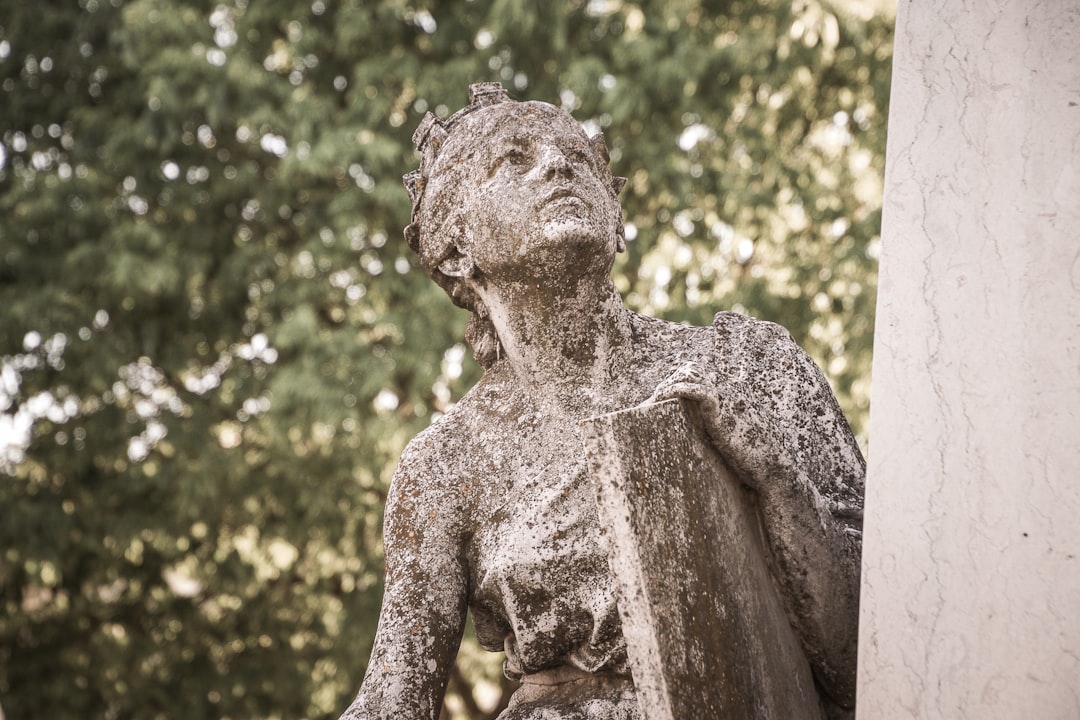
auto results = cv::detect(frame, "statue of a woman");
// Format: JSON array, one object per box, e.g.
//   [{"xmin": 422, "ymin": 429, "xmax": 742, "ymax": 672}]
[{"xmin": 340, "ymin": 83, "xmax": 863, "ymax": 720}]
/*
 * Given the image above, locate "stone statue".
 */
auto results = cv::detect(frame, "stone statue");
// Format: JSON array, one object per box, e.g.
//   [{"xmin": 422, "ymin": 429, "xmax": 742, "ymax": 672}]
[{"xmin": 339, "ymin": 83, "xmax": 864, "ymax": 720}]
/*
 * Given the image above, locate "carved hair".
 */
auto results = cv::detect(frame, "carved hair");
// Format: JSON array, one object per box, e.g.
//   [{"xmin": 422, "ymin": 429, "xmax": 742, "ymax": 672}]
[{"xmin": 402, "ymin": 82, "xmax": 627, "ymax": 368}]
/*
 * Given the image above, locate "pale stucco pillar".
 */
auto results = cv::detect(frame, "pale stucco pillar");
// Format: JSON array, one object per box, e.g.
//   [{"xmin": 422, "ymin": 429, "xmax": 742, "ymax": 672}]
[{"xmin": 858, "ymin": 2, "xmax": 1080, "ymax": 718}]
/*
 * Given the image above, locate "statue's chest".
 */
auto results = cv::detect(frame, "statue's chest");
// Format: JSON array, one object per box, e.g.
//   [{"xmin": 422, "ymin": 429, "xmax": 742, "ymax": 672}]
[{"xmin": 468, "ymin": 418, "xmax": 609, "ymax": 597}]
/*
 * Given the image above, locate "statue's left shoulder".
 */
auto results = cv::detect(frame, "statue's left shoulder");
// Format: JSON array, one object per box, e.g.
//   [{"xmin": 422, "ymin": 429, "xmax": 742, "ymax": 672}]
[
  {"xmin": 710, "ymin": 311, "xmax": 802, "ymax": 367},
  {"xmin": 708, "ymin": 310, "xmax": 865, "ymax": 517},
  {"xmin": 709, "ymin": 310, "xmax": 839, "ymax": 413}
]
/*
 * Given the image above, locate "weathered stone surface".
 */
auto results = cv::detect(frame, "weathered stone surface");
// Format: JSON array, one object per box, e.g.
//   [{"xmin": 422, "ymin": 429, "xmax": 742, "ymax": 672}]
[
  {"xmin": 584, "ymin": 398, "xmax": 821, "ymax": 720},
  {"xmin": 339, "ymin": 83, "xmax": 864, "ymax": 720}
]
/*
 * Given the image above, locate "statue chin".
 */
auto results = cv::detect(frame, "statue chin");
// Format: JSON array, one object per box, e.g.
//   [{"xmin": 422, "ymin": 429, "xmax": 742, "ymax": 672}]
[
  {"xmin": 538, "ymin": 208, "xmax": 617, "ymax": 254},
  {"xmin": 522, "ymin": 231, "xmax": 617, "ymax": 287},
  {"xmin": 542, "ymin": 220, "xmax": 609, "ymax": 250}
]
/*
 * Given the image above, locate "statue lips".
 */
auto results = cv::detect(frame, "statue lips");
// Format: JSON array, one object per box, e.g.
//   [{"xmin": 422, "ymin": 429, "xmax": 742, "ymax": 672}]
[{"xmin": 541, "ymin": 185, "xmax": 589, "ymax": 218}]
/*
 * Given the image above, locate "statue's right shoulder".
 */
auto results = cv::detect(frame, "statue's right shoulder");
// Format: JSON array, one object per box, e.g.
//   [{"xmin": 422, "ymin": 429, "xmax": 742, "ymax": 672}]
[
  {"xmin": 383, "ymin": 420, "xmax": 476, "ymax": 549},
  {"xmin": 387, "ymin": 373, "xmax": 515, "ymax": 523}
]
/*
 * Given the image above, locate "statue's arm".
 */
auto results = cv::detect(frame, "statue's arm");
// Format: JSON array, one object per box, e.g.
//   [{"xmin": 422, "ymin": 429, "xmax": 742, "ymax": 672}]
[
  {"xmin": 648, "ymin": 312, "xmax": 863, "ymax": 708},
  {"xmin": 710, "ymin": 313, "xmax": 863, "ymax": 708},
  {"xmin": 339, "ymin": 443, "xmax": 468, "ymax": 720}
]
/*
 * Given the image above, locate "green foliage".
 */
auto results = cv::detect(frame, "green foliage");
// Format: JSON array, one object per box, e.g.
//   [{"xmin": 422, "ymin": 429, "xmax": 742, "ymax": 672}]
[{"xmin": 0, "ymin": 0, "xmax": 891, "ymax": 717}]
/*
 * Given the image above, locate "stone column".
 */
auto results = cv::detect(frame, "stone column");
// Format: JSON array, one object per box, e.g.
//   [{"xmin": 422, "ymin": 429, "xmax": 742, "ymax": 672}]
[{"xmin": 858, "ymin": 2, "xmax": 1080, "ymax": 718}]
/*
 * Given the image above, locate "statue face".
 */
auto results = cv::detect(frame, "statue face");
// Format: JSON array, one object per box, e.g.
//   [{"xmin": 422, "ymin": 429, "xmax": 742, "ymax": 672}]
[{"xmin": 421, "ymin": 102, "xmax": 620, "ymax": 284}]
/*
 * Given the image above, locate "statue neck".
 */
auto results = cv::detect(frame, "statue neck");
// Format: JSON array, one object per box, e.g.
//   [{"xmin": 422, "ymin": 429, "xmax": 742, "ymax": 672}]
[{"xmin": 478, "ymin": 277, "xmax": 634, "ymax": 413}]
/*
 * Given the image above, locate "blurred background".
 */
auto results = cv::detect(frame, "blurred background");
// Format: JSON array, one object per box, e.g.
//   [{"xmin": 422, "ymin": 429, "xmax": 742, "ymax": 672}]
[{"xmin": 0, "ymin": 0, "xmax": 892, "ymax": 717}]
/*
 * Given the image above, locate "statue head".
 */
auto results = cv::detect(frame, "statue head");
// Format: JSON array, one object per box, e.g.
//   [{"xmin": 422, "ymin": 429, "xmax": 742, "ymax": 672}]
[{"xmin": 403, "ymin": 83, "xmax": 627, "ymax": 367}]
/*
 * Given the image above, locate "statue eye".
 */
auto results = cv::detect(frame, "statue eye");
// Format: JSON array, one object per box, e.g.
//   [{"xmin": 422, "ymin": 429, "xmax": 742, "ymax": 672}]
[
  {"xmin": 486, "ymin": 146, "xmax": 531, "ymax": 179},
  {"xmin": 493, "ymin": 147, "xmax": 529, "ymax": 173},
  {"xmin": 569, "ymin": 147, "xmax": 591, "ymax": 165}
]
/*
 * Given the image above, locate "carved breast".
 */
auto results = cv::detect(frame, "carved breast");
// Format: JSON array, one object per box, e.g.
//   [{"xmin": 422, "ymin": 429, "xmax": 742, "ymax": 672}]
[{"xmin": 467, "ymin": 422, "xmax": 629, "ymax": 679}]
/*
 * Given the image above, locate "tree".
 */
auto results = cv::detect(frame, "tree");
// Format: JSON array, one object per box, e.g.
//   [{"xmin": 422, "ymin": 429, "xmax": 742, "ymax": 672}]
[{"xmin": 0, "ymin": 1, "xmax": 891, "ymax": 717}]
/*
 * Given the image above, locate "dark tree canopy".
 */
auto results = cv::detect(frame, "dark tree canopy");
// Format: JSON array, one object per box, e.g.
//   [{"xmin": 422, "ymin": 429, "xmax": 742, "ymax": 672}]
[{"xmin": 0, "ymin": 1, "xmax": 891, "ymax": 717}]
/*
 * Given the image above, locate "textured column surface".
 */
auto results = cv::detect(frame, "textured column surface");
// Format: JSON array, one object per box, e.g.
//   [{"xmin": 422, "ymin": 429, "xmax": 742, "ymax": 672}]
[
  {"xmin": 583, "ymin": 399, "xmax": 821, "ymax": 720},
  {"xmin": 859, "ymin": 2, "xmax": 1080, "ymax": 718}
]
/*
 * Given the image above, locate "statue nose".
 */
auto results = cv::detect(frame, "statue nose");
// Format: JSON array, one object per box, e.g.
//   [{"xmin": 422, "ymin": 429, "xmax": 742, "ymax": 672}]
[{"xmin": 540, "ymin": 147, "xmax": 573, "ymax": 179}]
